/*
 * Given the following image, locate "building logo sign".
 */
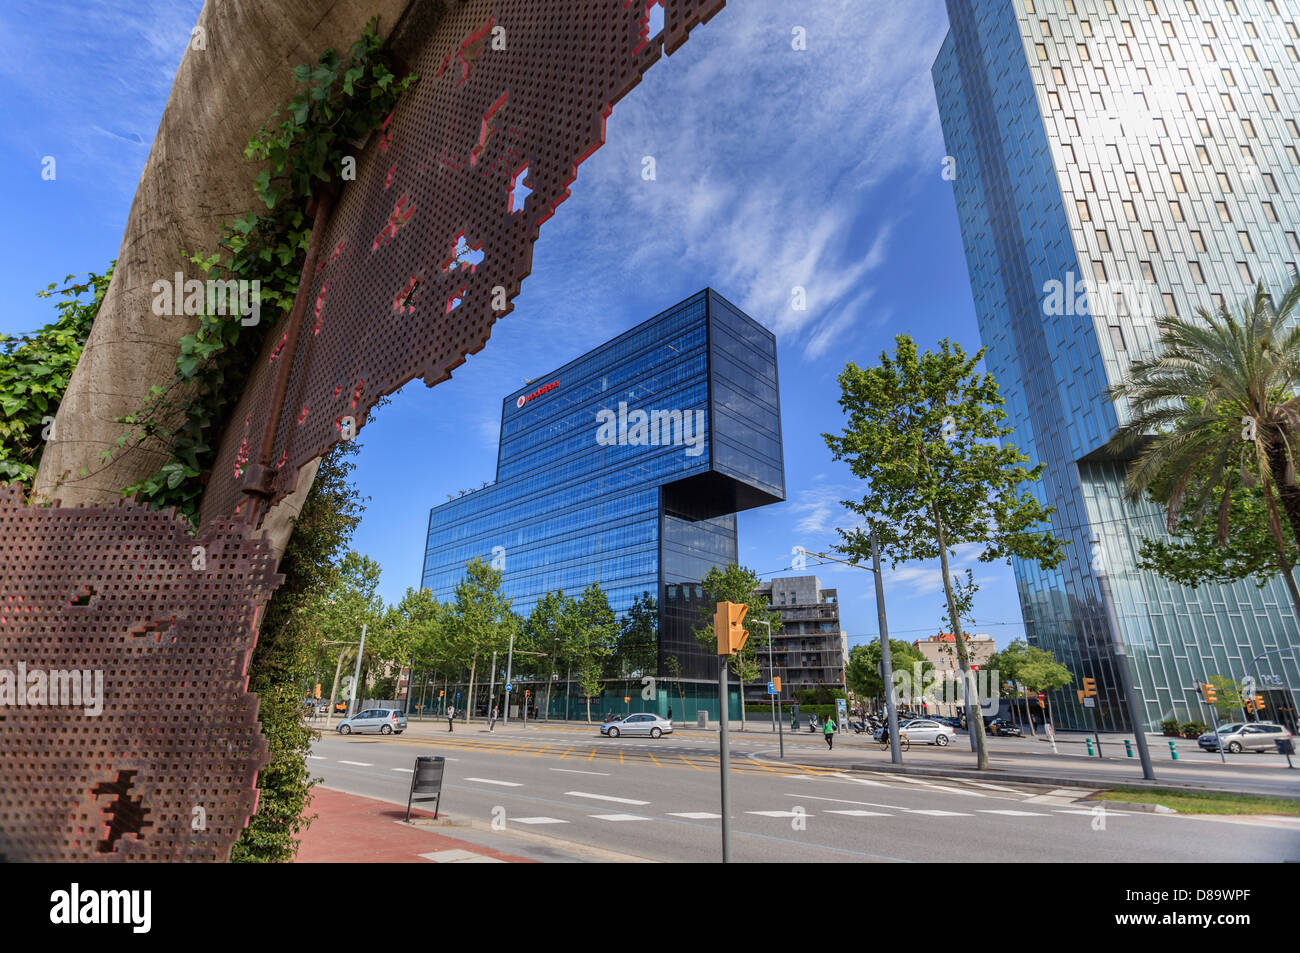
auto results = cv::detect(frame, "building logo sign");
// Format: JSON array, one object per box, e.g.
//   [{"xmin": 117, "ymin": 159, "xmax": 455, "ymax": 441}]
[{"xmin": 516, "ymin": 380, "xmax": 560, "ymax": 409}]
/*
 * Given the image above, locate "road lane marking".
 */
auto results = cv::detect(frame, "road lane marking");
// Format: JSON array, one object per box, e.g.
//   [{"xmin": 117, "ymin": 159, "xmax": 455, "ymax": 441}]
[
  {"xmin": 747, "ymin": 810, "xmax": 811, "ymax": 818},
  {"xmin": 338, "ymin": 760, "xmax": 373, "ymax": 767},
  {"xmin": 668, "ymin": 812, "xmax": 721, "ymax": 819},
  {"xmin": 679, "ymin": 755, "xmax": 705, "ymax": 771},
  {"xmin": 905, "ymin": 809, "xmax": 970, "ymax": 816},
  {"xmin": 825, "ymin": 810, "xmax": 892, "ymax": 817},
  {"xmin": 532, "ymin": 745, "xmax": 551, "ymax": 757},
  {"xmin": 1054, "ymin": 808, "xmax": 1132, "ymax": 816},
  {"xmin": 647, "ymin": 752, "xmax": 663, "ymax": 767},
  {"xmin": 588, "ymin": 814, "xmax": 650, "ymax": 822},
  {"xmin": 392, "ymin": 767, "xmax": 414, "ymax": 773},
  {"xmin": 464, "ymin": 777, "xmax": 523, "ymax": 787},
  {"xmin": 513, "ymin": 817, "xmax": 568, "ymax": 825},
  {"xmin": 978, "ymin": 809, "xmax": 1049, "ymax": 816},
  {"xmin": 550, "ymin": 768, "xmax": 610, "ymax": 776},
  {"xmin": 586, "ymin": 748, "xmax": 597, "ymax": 762},
  {"xmin": 565, "ymin": 791, "xmax": 650, "ymax": 805},
  {"xmin": 560, "ymin": 747, "xmax": 573, "ymax": 759},
  {"xmin": 307, "ymin": 755, "xmax": 328, "ymax": 761}
]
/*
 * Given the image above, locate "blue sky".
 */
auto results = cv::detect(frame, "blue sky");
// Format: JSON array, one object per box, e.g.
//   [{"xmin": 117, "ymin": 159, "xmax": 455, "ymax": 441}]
[{"xmin": 0, "ymin": 1, "xmax": 1034, "ymax": 650}]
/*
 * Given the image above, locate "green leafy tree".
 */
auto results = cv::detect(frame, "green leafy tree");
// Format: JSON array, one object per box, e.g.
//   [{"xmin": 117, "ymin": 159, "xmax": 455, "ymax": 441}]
[
  {"xmin": 846, "ymin": 639, "xmax": 925, "ymax": 711},
  {"xmin": 0, "ymin": 267, "xmax": 111, "ymax": 485},
  {"xmin": 566, "ymin": 583, "xmax": 618, "ymax": 723},
  {"xmin": 1107, "ymin": 279, "xmax": 1300, "ymax": 617},
  {"xmin": 449, "ymin": 558, "xmax": 515, "ymax": 721},
  {"xmin": 1206, "ymin": 674, "xmax": 1246, "ymax": 721},
  {"xmin": 691, "ymin": 564, "xmax": 781, "ymax": 729},
  {"xmin": 1138, "ymin": 480, "xmax": 1297, "ymax": 590},
  {"xmin": 524, "ymin": 590, "xmax": 571, "ymax": 720},
  {"xmin": 989, "ymin": 638, "xmax": 1035, "ymax": 735},
  {"xmin": 824, "ymin": 335, "xmax": 1063, "ymax": 768},
  {"xmin": 231, "ymin": 439, "xmax": 363, "ymax": 862},
  {"xmin": 314, "ymin": 551, "xmax": 386, "ymax": 713},
  {"xmin": 1017, "ymin": 646, "xmax": 1073, "ymax": 728}
]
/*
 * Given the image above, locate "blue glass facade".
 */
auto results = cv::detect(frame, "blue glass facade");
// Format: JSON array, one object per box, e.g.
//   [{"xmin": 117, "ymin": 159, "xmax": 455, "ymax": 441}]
[
  {"xmin": 934, "ymin": 0, "xmax": 1300, "ymax": 730},
  {"xmin": 422, "ymin": 289, "xmax": 784, "ymax": 680}
]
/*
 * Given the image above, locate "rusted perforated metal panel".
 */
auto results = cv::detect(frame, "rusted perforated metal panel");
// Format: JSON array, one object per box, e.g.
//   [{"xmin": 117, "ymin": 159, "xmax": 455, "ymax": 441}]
[
  {"xmin": 199, "ymin": 0, "xmax": 727, "ymax": 527},
  {"xmin": 0, "ymin": 486, "xmax": 281, "ymax": 861}
]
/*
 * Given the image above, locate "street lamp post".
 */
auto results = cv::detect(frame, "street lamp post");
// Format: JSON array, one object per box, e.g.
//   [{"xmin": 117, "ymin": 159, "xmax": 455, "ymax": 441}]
[
  {"xmin": 1245, "ymin": 645, "xmax": 1299, "ymax": 730},
  {"xmin": 346, "ymin": 623, "xmax": 367, "ymax": 720},
  {"xmin": 1094, "ymin": 559, "xmax": 1155, "ymax": 781}
]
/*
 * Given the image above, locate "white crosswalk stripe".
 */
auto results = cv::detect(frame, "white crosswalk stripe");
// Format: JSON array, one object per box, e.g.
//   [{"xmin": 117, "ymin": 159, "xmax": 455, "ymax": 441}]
[
  {"xmin": 978, "ymin": 809, "xmax": 1050, "ymax": 816},
  {"xmin": 464, "ymin": 777, "xmax": 522, "ymax": 787},
  {"xmin": 747, "ymin": 810, "xmax": 810, "ymax": 818},
  {"xmin": 589, "ymin": 813, "xmax": 650, "ymax": 821},
  {"xmin": 513, "ymin": 817, "xmax": 568, "ymax": 825},
  {"xmin": 668, "ymin": 812, "xmax": 722, "ymax": 819},
  {"xmin": 566, "ymin": 791, "xmax": 649, "ymax": 805},
  {"xmin": 904, "ymin": 809, "xmax": 971, "ymax": 816},
  {"xmin": 825, "ymin": 810, "xmax": 892, "ymax": 817}
]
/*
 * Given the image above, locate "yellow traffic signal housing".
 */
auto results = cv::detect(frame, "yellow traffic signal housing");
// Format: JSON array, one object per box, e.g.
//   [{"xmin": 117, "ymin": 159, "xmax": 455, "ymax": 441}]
[
  {"xmin": 1201, "ymin": 683, "xmax": 1217, "ymax": 704},
  {"xmin": 1082, "ymin": 677, "xmax": 1097, "ymax": 698},
  {"xmin": 714, "ymin": 601, "xmax": 749, "ymax": 655},
  {"xmin": 773, "ymin": 676, "xmax": 782, "ymax": 692},
  {"xmin": 1255, "ymin": 694, "xmax": 1267, "ymax": 711},
  {"xmin": 1244, "ymin": 697, "xmax": 1255, "ymax": 712},
  {"xmin": 314, "ymin": 683, "xmax": 322, "ymax": 699},
  {"xmin": 1076, "ymin": 689, "xmax": 1085, "ymax": 703}
]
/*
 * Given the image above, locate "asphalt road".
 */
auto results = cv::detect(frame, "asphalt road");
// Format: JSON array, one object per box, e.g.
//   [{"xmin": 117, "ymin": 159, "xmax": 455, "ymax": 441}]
[{"xmin": 308, "ymin": 722, "xmax": 1300, "ymax": 863}]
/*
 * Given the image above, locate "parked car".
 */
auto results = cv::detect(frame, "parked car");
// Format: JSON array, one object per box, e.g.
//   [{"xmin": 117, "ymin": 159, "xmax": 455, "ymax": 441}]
[
  {"xmin": 988, "ymin": 718, "xmax": 1023, "ymax": 737},
  {"xmin": 601, "ymin": 713, "xmax": 673, "ymax": 738},
  {"xmin": 317, "ymin": 703, "xmax": 329, "ymax": 714},
  {"xmin": 1198, "ymin": 721, "xmax": 1291, "ymax": 753},
  {"xmin": 337, "ymin": 708, "xmax": 408, "ymax": 736},
  {"xmin": 896, "ymin": 718, "xmax": 958, "ymax": 746},
  {"xmin": 333, "ymin": 700, "xmax": 349, "ymax": 714}
]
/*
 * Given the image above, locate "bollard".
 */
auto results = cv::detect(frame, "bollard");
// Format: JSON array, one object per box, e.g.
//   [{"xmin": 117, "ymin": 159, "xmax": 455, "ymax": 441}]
[
  {"xmin": 1085, "ymin": 738, "xmax": 1094, "ymax": 757},
  {"xmin": 1167, "ymin": 740, "xmax": 1179, "ymax": 761},
  {"xmin": 1124, "ymin": 738, "xmax": 1133, "ymax": 758}
]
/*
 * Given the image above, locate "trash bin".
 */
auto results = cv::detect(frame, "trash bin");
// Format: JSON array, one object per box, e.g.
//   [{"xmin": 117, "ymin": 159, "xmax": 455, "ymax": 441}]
[
  {"xmin": 1276, "ymin": 737, "xmax": 1295, "ymax": 755},
  {"xmin": 697, "ymin": 710, "xmax": 708, "ymax": 729}
]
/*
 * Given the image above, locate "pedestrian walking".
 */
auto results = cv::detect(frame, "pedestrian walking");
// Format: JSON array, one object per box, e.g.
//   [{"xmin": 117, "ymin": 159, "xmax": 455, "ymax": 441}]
[
  {"xmin": 490, "ymin": 705, "xmax": 498, "ymax": 731},
  {"xmin": 447, "ymin": 705, "xmax": 455, "ymax": 732},
  {"xmin": 667, "ymin": 706, "xmax": 673, "ymax": 722},
  {"xmin": 824, "ymin": 716, "xmax": 837, "ymax": 749}
]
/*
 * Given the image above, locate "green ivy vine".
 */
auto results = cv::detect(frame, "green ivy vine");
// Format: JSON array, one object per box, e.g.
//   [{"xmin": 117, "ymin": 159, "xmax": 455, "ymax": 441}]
[
  {"xmin": 113, "ymin": 19, "xmax": 415, "ymax": 524},
  {"xmin": 0, "ymin": 266, "xmax": 113, "ymax": 485}
]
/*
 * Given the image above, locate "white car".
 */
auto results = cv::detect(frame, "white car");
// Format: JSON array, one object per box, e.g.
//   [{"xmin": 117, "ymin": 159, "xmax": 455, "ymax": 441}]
[
  {"xmin": 337, "ymin": 708, "xmax": 407, "ymax": 735},
  {"xmin": 897, "ymin": 718, "xmax": 957, "ymax": 746},
  {"xmin": 601, "ymin": 713, "xmax": 673, "ymax": 738}
]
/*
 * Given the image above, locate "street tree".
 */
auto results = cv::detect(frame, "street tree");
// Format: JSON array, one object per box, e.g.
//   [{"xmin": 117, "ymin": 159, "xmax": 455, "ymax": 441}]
[
  {"xmin": 524, "ymin": 590, "xmax": 571, "ymax": 721},
  {"xmin": 692, "ymin": 564, "xmax": 781, "ymax": 729},
  {"xmin": 989, "ymin": 638, "xmax": 1035, "ymax": 736},
  {"xmin": 450, "ymin": 558, "xmax": 515, "ymax": 723},
  {"xmin": 824, "ymin": 335, "xmax": 1063, "ymax": 768},
  {"xmin": 1107, "ymin": 279, "xmax": 1300, "ymax": 617},
  {"xmin": 613, "ymin": 592, "xmax": 658, "ymax": 680},
  {"xmin": 846, "ymin": 639, "xmax": 925, "ymax": 712},
  {"xmin": 1017, "ymin": 646, "xmax": 1073, "ymax": 729},
  {"xmin": 1206, "ymin": 674, "xmax": 1247, "ymax": 721},
  {"xmin": 566, "ymin": 583, "xmax": 619, "ymax": 723}
]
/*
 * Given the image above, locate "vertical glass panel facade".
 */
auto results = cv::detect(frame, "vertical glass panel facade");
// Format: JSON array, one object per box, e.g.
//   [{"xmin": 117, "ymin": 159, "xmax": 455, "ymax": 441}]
[
  {"xmin": 934, "ymin": 0, "xmax": 1300, "ymax": 730},
  {"xmin": 423, "ymin": 289, "xmax": 784, "ymax": 682}
]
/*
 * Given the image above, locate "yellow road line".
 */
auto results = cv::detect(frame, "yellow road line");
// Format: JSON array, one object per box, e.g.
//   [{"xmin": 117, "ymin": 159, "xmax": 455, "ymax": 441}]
[
  {"xmin": 532, "ymin": 745, "xmax": 551, "ymax": 757},
  {"xmin": 560, "ymin": 746, "xmax": 573, "ymax": 759},
  {"xmin": 679, "ymin": 754, "xmax": 704, "ymax": 771},
  {"xmin": 647, "ymin": 751, "xmax": 662, "ymax": 767},
  {"xmin": 618, "ymin": 749, "xmax": 625, "ymax": 765},
  {"xmin": 587, "ymin": 748, "xmax": 597, "ymax": 762}
]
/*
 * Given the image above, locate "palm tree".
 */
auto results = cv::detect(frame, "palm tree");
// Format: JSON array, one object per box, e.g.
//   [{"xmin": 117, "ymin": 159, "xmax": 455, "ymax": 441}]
[{"xmin": 1106, "ymin": 278, "xmax": 1300, "ymax": 615}]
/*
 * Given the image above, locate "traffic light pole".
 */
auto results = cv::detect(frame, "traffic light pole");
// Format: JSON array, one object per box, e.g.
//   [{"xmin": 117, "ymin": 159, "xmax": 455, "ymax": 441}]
[
  {"xmin": 1096, "ymin": 564, "xmax": 1156, "ymax": 780},
  {"xmin": 718, "ymin": 653, "xmax": 733, "ymax": 863}
]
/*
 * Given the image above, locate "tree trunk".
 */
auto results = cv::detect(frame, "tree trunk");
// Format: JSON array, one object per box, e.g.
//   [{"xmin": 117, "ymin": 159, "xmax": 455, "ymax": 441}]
[
  {"xmin": 32, "ymin": 0, "xmax": 415, "ymax": 557},
  {"xmin": 466, "ymin": 651, "xmax": 477, "ymax": 723},
  {"xmin": 565, "ymin": 663, "xmax": 572, "ymax": 721},
  {"xmin": 1259, "ymin": 474, "xmax": 1300, "ymax": 620},
  {"xmin": 934, "ymin": 506, "xmax": 989, "ymax": 770},
  {"xmin": 545, "ymin": 656, "xmax": 557, "ymax": 722},
  {"xmin": 1267, "ymin": 440, "xmax": 1300, "ymax": 548}
]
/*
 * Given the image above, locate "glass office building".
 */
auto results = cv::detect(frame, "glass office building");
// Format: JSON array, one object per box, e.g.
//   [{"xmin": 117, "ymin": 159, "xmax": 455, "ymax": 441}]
[
  {"xmin": 934, "ymin": 0, "xmax": 1300, "ymax": 730},
  {"xmin": 421, "ymin": 289, "xmax": 784, "ymax": 703}
]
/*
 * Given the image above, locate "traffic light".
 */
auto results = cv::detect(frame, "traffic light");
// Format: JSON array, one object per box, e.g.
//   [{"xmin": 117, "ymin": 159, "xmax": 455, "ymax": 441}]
[
  {"xmin": 773, "ymin": 676, "xmax": 782, "ymax": 693},
  {"xmin": 314, "ymin": 683, "xmax": 321, "ymax": 699},
  {"xmin": 1255, "ymin": 694, "xmax": 1267, "ymax": 712},
  {"xmin": 1076, "ymin": 689, "xmax": 1085, "ymax": 703},
  {"xmin": 439, "ymin": 690, "xmax": 445, "ymax": 697},
  {"xmin": 1201, "ymin": 683, "xmax": 1217, "ymax": 704},
  {"xmin": 1082, "ymin": 677, "xmax": 1097, "ymax": 698},
  {"xmin": 713, "ymin": 601, "xmax": 749, "ymax": 655},
  {"xmin": 525, "ymin": 689, "xmax": 531, "ymax": 697}
]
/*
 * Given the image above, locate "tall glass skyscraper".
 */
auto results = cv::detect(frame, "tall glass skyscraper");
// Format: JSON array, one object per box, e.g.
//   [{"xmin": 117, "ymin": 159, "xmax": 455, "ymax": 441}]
[
  {"xmin": 422, "ymin": 289, "xmax": 784, "ymax": 686},
  {"xmin": 934, "ymin": 0, "xmax": 1300, "ymax": 730}
]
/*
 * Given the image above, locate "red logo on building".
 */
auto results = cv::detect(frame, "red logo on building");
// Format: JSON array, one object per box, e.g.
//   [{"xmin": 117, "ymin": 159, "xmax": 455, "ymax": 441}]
[{"xmin": 516, "ymin": 380, "xmax": 560, "ymax": 409}]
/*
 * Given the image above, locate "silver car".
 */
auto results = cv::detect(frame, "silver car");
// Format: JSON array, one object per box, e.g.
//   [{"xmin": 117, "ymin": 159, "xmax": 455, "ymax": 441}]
[
  {"xmin": 897, "ymin": 718, "xmax": 957, "ymax": 746},
  {"xmin": 602, "ymin": 713, "xmax": 673, "ymax": 738},
  {"xmin": 337, "ymin": 708, "xmax": 407, "ymax": 735},
  {"xmin": 1198, "ymin": 721, "xmax": 1291, "ymax": 753}
]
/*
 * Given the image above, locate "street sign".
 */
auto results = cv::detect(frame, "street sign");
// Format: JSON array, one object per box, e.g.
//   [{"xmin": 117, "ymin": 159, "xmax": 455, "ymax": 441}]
[
  {"xmin": 505, "ymin": 683, "xmax": 513, "ymax": 692},
  {"xmin": 767, "ymin": 681, "xmax": 777, "ymax": 695},
  {"xmin": 1083, "ymin": 697, "xmax": 1096, "ymax": 708}
]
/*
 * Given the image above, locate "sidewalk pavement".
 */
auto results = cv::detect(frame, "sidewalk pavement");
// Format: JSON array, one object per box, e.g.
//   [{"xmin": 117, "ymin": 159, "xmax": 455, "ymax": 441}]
[{"xmin": 295, "ymin": 787, "xmax": 533, "ymax": 863}]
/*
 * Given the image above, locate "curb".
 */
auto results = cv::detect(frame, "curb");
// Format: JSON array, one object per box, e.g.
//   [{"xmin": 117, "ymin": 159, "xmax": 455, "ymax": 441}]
[{"xmin": 1079, "ymin": 796, "xmax": 1178, "ymax": 814}]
